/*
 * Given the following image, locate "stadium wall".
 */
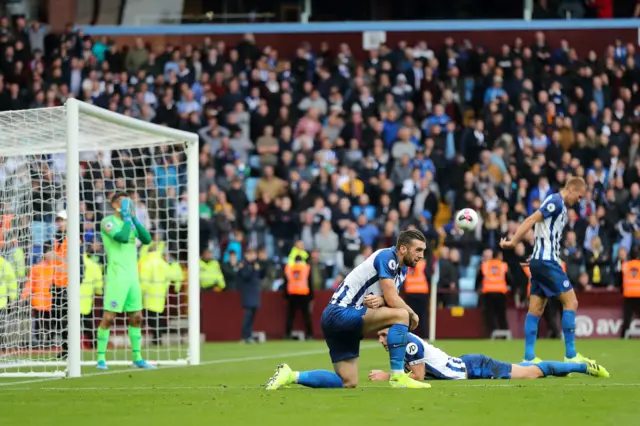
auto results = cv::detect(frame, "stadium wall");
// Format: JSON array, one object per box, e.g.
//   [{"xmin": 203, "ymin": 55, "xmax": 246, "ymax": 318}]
[
  {"xmin": 201, "ymin": 290, "xmax": 627, "ymax": 341},
  {"xmin": 74, "ymin": 20, "xmax": 640, "ymax": 59}
]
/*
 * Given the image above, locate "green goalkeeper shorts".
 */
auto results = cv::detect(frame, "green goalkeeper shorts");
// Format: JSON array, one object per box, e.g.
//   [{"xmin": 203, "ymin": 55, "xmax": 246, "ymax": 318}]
[{"xmin": 104, "ymin": 279, "xmax": 143, "ymax": 313}]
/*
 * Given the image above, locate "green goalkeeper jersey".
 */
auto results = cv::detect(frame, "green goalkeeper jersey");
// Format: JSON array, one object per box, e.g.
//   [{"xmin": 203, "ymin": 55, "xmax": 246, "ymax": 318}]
[{"xmin": 101, "ymin": 214, "xmax": 148, "ymax": 284}]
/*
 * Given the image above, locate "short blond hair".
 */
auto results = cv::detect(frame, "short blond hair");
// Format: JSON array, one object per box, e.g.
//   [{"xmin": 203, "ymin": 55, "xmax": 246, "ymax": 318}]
[{"xmin": 565, "ymin": 176, "xmax": 586, "ymax": 189}]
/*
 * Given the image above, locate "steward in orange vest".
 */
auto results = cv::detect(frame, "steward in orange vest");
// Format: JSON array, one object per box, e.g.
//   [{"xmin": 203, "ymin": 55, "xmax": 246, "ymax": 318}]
[
  {"xmin": 621, "ymin": 258, "xmax": 640, "ymax": 338},
  {"xmin": 404, "ymin": 260, "xmax": 430, "ymax": 294},
  {"xmin": 284, "ymin": 263, "xmax": 311, "ymax": 296},
  {"xmin": 476, "ymin": 250, "xmax": 509, "ymax": 335},
  {"xmin": 480, "ymin": 259, "xmax": 508, "ymax": 294},
  {"xmin": 403, "ymin": 258, "xmax": 431, "ymax": 338},
  {"xmin": 622, "ymin": 260, "xmax": 640, "ymax": 298},
  {"xmin": 22, "ymin": 244, "xmax": 55, "ymax": 312},
  {"xmin": 284, "ymin": 256, "xmax": 313, "ymax": 339}
]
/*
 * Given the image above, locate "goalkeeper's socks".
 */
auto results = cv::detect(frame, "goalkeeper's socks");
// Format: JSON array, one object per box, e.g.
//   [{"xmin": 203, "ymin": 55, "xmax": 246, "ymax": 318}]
[
  {"xmin": 387, "ymin": 324, "xmax": 409, "ymax": 373},
  {"xmin": 296, "ymin": 370, "xmax": 344, "ymax": 388},
  {"xmin": 96, "ymin": 327, "xmax": 110, "ymax": 362},
  {"xmin": 129, "ymin": 326, "xmax": 143, "ymax": 363},
  {"xmin": 533, "ymin": 361, "xmax": 587, "ymax": 377}
]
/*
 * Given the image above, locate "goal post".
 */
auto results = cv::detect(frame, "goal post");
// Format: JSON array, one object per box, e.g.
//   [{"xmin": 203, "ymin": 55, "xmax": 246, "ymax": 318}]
[{"xmin": 0, "ymin": 99, "xmax": 200, "ymax": 378}]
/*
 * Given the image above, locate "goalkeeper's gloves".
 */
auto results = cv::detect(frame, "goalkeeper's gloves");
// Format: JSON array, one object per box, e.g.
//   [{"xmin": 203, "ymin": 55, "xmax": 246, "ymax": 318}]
[{"xmin": 120, "ymin": 198, "xmax": 133, "ymax": 221}]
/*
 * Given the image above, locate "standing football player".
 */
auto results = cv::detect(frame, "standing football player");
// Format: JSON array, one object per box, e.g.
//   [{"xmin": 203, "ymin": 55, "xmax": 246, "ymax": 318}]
[
  {"xmin": 500, "ymin": 177, "xmax": 594, "ymax": 363},
  {"xmin": 266, "ymin": 230, "xmax": 431, "ymax": 390}
]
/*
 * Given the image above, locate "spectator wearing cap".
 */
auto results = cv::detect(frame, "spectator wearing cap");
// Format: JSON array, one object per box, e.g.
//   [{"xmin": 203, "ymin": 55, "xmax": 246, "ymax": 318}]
[{"xmin": 483, "ymin": 75, "xmax": 507, "ymax": 105}]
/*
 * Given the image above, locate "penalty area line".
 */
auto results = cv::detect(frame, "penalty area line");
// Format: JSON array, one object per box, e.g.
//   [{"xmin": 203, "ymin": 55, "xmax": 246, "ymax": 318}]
[{"xmin": 0, "ymin": 345, "xmax": 377, "ymax": 389}]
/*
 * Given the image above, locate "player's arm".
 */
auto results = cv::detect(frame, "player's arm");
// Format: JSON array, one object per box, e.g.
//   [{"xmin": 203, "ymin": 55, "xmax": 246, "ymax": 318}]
[
  {"xmin": 501, "ymin": 210, "xmax": 543, "ymax": 248},
  {"xmin": 380, "ymin": 279, "xmax": 413, "ymax": 312},
  {"xmin": 132, "ymin": 216, "xmax": 152, "ymax": 245},
  {"xmin": 407, "ymin": 363, "xmax": 425, "ymax": 380},
  {"xmin": 102, "ymin": 218, "xmax": 131, "ymax": 243},
  {"xmin": 374, "ymin": 254, "xmax": 414, "ymax": 313}
]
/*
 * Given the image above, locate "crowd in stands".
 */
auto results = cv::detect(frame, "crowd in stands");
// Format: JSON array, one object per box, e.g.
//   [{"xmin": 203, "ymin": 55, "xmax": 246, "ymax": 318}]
[{"xmin": 1, "ymin": 15, "xmax": 640, "ymax": 309}]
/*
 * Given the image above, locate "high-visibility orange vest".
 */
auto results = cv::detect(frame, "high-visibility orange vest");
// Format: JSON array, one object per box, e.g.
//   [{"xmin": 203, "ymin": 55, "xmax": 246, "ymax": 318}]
[
  {"xmin": 481, "ymin": 260, "xmax": 508, "ymax": 294},
  {"xmin": 525, "ymin": 261, "xmax": 566, "ymax": 296},
  {"xmin": 22, "ymin": 260, "xmax": 55, "ymax": 311},
  {"xmin": 622, "ymin": 260, "xmax": 640, "ymax": 298},
  {"xmin": 285, "ymin": 264, "xmax": 311, "ymax": 296},
  {"xmin": 53, "ymin": 238, "xmax": 69, "ymax": 288},
  {"xmin": 0, "ymin": 214, "xmax": 13, "ymax": 249},
  {"xmin": 404, "ymin": 260, "xmax": 429, "ymax": 294}
]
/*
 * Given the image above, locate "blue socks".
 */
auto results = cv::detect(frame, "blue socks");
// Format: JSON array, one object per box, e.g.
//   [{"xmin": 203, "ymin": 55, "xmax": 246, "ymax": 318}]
[
  {"xmin": 533, "ymin": 361, "xmax": 587, "ymax": 377},
  {"xmin": 387, "ymin": 324, "xmax": 409, "ymax": 372},
  {"xmin": 562, "ymin": 310, "xmax": 577, "ymax": 359},
  {"xmin": 297, "ymin": 370, "xmax": 344, "ymax": 388},
  {"xmin": 524, "ymin": 313, "xmax": 540, "ymax": 361}
]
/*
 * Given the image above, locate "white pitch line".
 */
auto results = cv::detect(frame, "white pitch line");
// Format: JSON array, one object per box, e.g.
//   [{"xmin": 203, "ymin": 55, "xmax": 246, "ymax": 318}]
[
  {"xmin": 0, "ymin": 344, "xmax": 377, "ymax": 389},
  {"xmin": 1, "ymin": 382, "xmax": 639, "ymax": 392}
]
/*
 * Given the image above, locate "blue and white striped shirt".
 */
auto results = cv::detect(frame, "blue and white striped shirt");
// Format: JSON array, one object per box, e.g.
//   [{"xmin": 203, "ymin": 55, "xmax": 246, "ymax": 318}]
[
  {"xmin": 329, "ymin": 247, "xmax": 407, "ymax": 308},
  {"xmin": 404, "ymin": 333, "xmax": 467, "ymax": 380},
  {"xmin": 532, "ymin": 193, "xmax": 567, "ymax": 263}
]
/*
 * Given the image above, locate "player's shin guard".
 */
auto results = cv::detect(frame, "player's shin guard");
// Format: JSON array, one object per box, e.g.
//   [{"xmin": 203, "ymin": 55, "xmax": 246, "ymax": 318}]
[
  {"xmin": 535, "ymin": 361, "xmax": 587, "ymax": 377},
  {"xmin": 387, "ymin": 324, "xmax": 409, "ymax": 374},
  {"xmin": 297, "ymin": 370, "xmax": 344, "ymax": 388},
  {"xmin": 129, "ymin": 326, "xmax": 143, "ymax": 362},
  {"xmin": 562, "ymin": 310, "xmax": 577, "ymax": 359},
  {"xmin": 524, "ymin": 313, "xmax": 540, "ymax": 361},
  {"xmin": 96, "ymin": 327, "xmax": 110, "ymax": 362}
]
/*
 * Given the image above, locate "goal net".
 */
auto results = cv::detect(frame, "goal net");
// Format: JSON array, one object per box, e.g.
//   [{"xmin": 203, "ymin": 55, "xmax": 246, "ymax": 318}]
[{"xmin": 0, "ymin": 99, "xmax": 200, "ymax": 378}]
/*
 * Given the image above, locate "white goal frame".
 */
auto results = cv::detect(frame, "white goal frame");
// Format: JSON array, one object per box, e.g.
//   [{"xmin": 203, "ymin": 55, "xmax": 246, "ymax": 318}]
[{"xmin": 0, "ymin": 99, "xmax": 200, "ymax": 378}]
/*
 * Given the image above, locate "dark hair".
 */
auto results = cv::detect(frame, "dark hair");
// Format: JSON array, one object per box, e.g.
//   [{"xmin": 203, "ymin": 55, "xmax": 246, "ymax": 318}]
[
  {"xmin": 396, "ymin": 229, "xmax": 426, "ymax": 250},
  {"xmin": 111, "ymin": 192, "xmax": 129, "ymax": 204}
]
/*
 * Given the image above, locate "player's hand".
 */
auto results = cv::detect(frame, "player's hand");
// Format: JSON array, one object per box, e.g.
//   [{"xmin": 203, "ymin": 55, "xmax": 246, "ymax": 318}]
[
  {"xmin": 363, "ymin": 295, "xmax": 385, "ymax": 309},
  {"xmin": 368, "ymin": 370, "xmax": 390, "ymax": 381},
  {"xmin": 409, "ymin": 312, "xmax": 419, "ymax": 331},
  {"xmin": 120, "ymin": 198, "xmax": 133, "ymax": 220},
  {"xmin": 499, "ymin": 238, "xmax": 515, "ymax": 250}
]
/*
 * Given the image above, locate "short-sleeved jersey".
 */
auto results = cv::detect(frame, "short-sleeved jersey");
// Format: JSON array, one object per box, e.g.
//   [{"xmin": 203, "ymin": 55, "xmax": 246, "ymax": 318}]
[
  {"xmin": 329, "ymin": 247, "xmax": 407, "ymax": 308},
  {"xmin": 532, "ymin": 193, "xmax": 567, "ymax": 263},
  {"xmin": 404, "ymin": 333, "xmax": 467, "ymax": 380},
  {"xmin": 101, "ymin": 215, "xmax": 140, "ymax": 282}
]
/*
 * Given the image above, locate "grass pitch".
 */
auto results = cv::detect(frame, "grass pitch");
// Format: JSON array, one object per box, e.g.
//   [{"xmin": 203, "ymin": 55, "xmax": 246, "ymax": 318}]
[{"xmin": 0, "ymin": 339, "xmax": 638, "ymax": 426}]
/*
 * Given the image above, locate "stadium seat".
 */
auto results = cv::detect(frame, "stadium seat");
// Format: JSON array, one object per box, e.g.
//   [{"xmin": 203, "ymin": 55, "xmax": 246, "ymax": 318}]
[
  {"xmin": 458, "ymin": 277, "xmax": 479, "ymax": 307},
  {"xmin": 248, "ymin": 155, "xmax": 261, "ymax": 169},
  {"xmin": 244, "ymin": 177, "xmax": 259, "ymax": 202}
]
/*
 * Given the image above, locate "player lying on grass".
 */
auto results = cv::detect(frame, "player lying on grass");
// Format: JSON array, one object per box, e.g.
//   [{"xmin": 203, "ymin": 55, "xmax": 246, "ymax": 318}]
[
  {"xmin": 96, "ymin": 192, "xmax": 155, "ymax": 370},
  {"xmin": 266, "ymin": 230, "xmax": 431, "ymax": 390},
  {"xmin": 369, "ymin": 328, "xmax": 609, "ymax": 381}
]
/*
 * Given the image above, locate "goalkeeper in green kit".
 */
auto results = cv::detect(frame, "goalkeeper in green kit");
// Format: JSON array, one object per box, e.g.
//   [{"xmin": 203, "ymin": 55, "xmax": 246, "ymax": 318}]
[{"xmin": 96, "ymin": 192, "xmax": 155, "ymax": 370}]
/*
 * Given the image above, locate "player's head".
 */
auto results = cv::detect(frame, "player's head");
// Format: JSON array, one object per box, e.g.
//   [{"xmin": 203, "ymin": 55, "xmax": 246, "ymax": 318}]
[
  {"xmin": 562, "ymin": 177, "xmax": 586, "ymax": 205},
  {"xmin": 396, "ymin": 229, "xmax": 426, "ymax": 268},
  {"xmin": 111, "ymin": 192, "xmax": 129, "ymax": 211},
  {"xmin": 377, "ymin": 328, "xmax": 390, "ymax": 352}
]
